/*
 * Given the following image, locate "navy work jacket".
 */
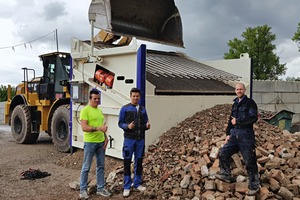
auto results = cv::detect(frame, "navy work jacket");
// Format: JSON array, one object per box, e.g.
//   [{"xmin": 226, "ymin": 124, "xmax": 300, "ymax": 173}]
[{"xmin": 226, "ymin": 95, "xmax": 258, "ymax": 135}]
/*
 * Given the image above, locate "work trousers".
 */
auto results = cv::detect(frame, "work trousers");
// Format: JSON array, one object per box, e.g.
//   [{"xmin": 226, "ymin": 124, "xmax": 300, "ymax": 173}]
[
  {"xmin": 122, "ymin": 138, "xmax": 145, "ymax": 189},
  {"xmin": 219, "ymin": 128, "xmax": 260, "ymax": 190}
]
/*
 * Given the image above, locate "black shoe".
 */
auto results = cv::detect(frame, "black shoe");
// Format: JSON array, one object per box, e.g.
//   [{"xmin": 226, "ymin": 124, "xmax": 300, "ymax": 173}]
[
  {"xmin": 215, "ymin": 174, "xmax": 236, "ymax": 183},
  {"xmin": 246, "ymin": 187, "xmax": 260, "ymax": 196}
]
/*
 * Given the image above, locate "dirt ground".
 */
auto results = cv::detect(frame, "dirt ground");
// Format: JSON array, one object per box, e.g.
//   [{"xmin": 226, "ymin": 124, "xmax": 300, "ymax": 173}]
[{"xmin": 0, "ymin": 125, "xmax": 143, "ymax": 200}]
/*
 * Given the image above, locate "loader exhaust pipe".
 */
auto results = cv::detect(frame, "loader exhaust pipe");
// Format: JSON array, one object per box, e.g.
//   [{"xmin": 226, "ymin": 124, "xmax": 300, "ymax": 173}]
[{"xmin": 88, "ymin": 0, "xmax": 184, "ymax": 47}]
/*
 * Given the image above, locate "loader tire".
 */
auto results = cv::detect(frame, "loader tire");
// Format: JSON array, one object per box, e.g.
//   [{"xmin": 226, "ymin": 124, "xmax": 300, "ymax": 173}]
[
  {"xmin": 11, "ymin": 105, "xmax": 39, "ymax": 144},
  {"xmin": 51, "ymin": 104, "xmax": 70, "ymax": 152}
]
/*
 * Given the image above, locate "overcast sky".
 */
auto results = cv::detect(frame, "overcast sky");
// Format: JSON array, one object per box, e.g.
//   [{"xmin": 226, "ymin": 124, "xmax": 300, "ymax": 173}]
[{"xmin": 0, "ymin": 0, "xmax": 300, "ymax": 86}]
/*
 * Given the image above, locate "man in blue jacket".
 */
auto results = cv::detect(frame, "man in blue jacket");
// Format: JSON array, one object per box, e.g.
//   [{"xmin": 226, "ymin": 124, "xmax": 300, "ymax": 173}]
[
  {"xmin": 118, "ymin": 87, "xmax": 150, "ymax": 197},
  {"xmin": 216, "ymin": 83, "xmax": 260, "ymax": 196}
]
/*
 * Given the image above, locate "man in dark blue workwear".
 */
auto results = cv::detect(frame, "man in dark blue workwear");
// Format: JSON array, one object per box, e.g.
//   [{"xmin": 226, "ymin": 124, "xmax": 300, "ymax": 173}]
[
  {"xmin": 118, "ymin": 87, "xmax": 150, "ymax": 197},
  {"xmin": 216, "ymin": 83, "xmax": 260, "ymax": 196}
]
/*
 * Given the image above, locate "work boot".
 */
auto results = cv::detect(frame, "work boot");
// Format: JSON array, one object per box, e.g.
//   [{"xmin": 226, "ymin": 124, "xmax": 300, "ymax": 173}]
[
  {"xmin": 96, "ymin": 188, "xmax": 112, "ymax": 197},
  {"xmin": 79, "ymin": 190, "xmax": 89, "ymax": 200},
  {"xmin": 136, "ymin": 185, "xmax": 146, "ymax": 192},
  {"xmin": 246, "ymin": 187, "xmax": 260, "ymax": 196},
  {"xmin": 123, "ymin": 189, "xmax": 130, "ymax": 197},
  {"xmin": 215, "ymin": 174, "xmax": 236, "ymax": 183}
]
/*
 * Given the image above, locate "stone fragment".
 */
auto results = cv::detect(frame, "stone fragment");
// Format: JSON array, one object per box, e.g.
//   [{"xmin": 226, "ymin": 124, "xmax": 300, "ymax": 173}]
[
  {"xmin": 285, "ymin": 184, "xmax": 299, "ymax": 196},
  {"xmin": 202, "ymin": 190, "xmax": 215, "ymax": 199},
  {"xmin": 201, "ymin": 164, "xmax": 209, "ymax": 177},
  {"xmin": 69, "ymin": 181, "xmax": 80, "ymax": 190},
  {"xmin": 257, "ymin": 147, "xmax": 270, "ymax": 156},
  {"xmin": 277, "ymin": 186, "xmax": 294, "ymax": 200},
  {"xmin": 269, "ymin": 178, "xmax": 280, "ymax": 192},
  {"xmin": 106, "ymin": 171, "xmax": 116, "ymax": 183},
  {"xmin": 209, "ymin": 167, "xmax": 219, "ymax": 179},
  {"xmin": 203, "ymin": 154, "xmax": 211, "ymax": 164},
  {"xmin": 211, "ymin": 159, "xmax": 219, "ymax": 168},
  {"xmin": 187, "ymin": 156, "xmax": 196, "ymax": 163},
  {"xmin": 236, "ymin": 175, "xmax": 246, "ymax": 183},
  {"xmin": 235, "ymin": 181, "xmax": 248, "ymax": 193},
  {"xmin": 180, "ymin": 175, "xmax": 190, "ymax": 189},
  {"xmin": 204, "ymin": 180, "xmax": 216, "ymax": 190},
  {"xmin": 215, "ymin": 179, "xmax": 231, "ymax": 192},
  {"xmin": 257, "ymin": 156, "xmax": 270, "ymax": 164},
  {"xmin": 209, "ymin": 146, "xmax": 219, "ymax": 161},
  {"xmin": 87, "ymin": 179, "xmax": 97, "ymax": 194},
  {"xmin": 172, "ymin": 187, "xmax": 182, "ymax": 196},
  {"xmin": 190, "ymin": 168, "xmax": 200, "ymax": 184},
  {"xmin": 232, "ymin": 154, "xmax": 243, "ymax": 169}
]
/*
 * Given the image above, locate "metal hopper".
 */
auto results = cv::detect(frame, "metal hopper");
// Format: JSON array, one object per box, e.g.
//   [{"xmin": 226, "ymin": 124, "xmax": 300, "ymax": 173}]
[{"xmin": 88, "ymin": 0, "xmax": 184, "ymax": 47}]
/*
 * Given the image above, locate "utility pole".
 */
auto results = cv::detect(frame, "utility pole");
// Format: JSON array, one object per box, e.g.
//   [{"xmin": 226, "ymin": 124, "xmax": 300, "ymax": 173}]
[{"xmin": 55, "ymin": 29, "xmax": 59, "ymax": 52}]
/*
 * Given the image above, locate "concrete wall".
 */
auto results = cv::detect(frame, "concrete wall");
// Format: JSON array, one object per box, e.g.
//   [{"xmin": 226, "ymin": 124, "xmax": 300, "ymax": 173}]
[
  {"xmin": 0, "ymin": 102, "xmax": 5, "ymax": 125},
  {"xmin": 253, "ymin": 80, "xmax": 300, "ymax": 123}
]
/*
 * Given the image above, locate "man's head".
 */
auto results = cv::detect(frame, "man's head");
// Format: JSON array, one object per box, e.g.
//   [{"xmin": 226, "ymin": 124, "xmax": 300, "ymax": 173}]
[
  {"xmin": 235, "ymin": 83, "xmax": 246, "ymax": 99},
  {"xmin": 89, "ymin": 88, "xmax": 100, "ymax": 108},
  {"xmin": 130, "ymin": 87, "xmax": 141, "ymax": 105}
]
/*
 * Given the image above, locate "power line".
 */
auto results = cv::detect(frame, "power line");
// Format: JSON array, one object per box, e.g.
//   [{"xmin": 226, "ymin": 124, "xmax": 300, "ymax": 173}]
[{"xmin": 0, "ymin": 30, "xmax": 56, "ymax": 51}]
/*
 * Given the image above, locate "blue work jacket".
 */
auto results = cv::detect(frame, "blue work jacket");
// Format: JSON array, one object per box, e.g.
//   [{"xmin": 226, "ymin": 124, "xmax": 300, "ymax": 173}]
[
  {"xmin": 118, "ymin": 103, "xmax": 149, "ymax": 140},
  {"xmin": 226, "ymin": 95, "xmax": 258, "ymax": 135}
]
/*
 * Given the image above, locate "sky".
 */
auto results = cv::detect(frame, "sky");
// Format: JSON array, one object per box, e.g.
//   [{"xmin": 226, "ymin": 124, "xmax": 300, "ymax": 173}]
[{"xmin": 0, "ymin": 0, "xmax": 300, "ymax": 86}]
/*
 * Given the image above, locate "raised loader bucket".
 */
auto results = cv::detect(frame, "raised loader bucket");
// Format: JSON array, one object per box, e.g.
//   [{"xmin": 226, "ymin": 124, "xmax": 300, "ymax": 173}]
[{"xmin": 88, "ymin": 0, "xmax": 184, "ymax": 47}]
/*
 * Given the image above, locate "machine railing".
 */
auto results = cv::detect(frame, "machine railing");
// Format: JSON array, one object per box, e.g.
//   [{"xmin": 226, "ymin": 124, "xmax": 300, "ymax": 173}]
[{"xmin": 21, "ymin": 67, "xmax": 36, "ymax": 99}]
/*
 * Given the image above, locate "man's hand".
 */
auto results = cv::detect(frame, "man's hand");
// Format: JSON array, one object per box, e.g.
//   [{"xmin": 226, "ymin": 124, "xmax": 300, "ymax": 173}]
[
  {"xmin": 128, "ymin": 121, "xmax": 135, "ymax": 129},
  {"xmin": 225, "ymin": 135, "xmax": 230, "ymax": 144},
  {"xmin": 103, "ymin": 136, "xmax": 108, "ymax": 150},
  {"xmin": 146, "ymin": 120, "xmax": 151, "ymax": 129},
  {"xmin": 231, "ymin": 116, "xmax": 236, "ymax": 125},
  {"xmin": 99, "ymin": 122, "xmax": 108, "ymax": 132}
]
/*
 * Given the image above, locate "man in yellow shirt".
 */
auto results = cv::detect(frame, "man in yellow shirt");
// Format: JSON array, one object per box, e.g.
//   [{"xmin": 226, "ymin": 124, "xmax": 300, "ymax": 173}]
[{"xmin": 79, "ymin": 88, "xmax": 111, "ymax": 199}]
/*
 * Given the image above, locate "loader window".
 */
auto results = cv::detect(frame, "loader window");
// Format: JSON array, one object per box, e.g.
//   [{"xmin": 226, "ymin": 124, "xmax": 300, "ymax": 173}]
[
  {"xmin": 54, "ymin": 55, "xmax": 70, "ymax": 94},
  {"xmin": 49, "ymin": 64, "xmax": 55, "ymax": 83},
  {"xmin": 42, "ymin": 57, "xmax": 56, "ymax": 83}
]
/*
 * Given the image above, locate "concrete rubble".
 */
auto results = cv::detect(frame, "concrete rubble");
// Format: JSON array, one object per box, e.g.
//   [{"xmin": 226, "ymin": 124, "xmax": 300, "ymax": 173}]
[{"xmin": 71, "ymin": 104, "xmax": 300, "ymax": 199}]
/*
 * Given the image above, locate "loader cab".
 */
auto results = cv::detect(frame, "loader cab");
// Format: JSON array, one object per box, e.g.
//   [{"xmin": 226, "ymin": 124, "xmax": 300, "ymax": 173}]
[{"xmin": 38, "ymin": 52, "xmax": 70, "ymax": 101}]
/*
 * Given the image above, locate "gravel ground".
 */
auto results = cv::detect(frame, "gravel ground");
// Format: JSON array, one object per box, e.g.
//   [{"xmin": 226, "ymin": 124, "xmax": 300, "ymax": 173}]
[{"xmin": 0, "ymin": 125, "xmax": 143, "ymax": 200}]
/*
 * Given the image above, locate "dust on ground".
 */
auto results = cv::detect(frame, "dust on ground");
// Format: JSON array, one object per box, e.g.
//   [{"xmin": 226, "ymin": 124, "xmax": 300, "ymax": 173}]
[{"xmin": 0, "ymin": 125, "xmax": 143, "ymax": 200}]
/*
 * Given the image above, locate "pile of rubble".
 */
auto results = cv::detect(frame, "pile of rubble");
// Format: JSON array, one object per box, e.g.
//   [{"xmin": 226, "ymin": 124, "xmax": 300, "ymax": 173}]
[
  {"xmin": 137, "ymin": 104, "xmax": 299, "ymax": 199},
  {"xmin": 71, "ymin": 104, "xmax": 300, "ymax": 199},
  {"xmin": 258, "ymin": 109, "xmax": 275, "ymax": 119}
]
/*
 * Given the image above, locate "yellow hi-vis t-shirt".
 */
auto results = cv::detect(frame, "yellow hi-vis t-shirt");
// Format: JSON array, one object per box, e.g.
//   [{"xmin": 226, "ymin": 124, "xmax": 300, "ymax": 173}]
[{"xmin": 80, "ymin": 105, "xmax": 105, "ymax": 143}]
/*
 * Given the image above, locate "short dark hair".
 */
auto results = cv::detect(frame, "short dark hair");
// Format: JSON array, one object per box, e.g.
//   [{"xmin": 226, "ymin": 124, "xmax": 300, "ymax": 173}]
[
  {"xmin": 89, "ymin": 88, "xmax": 100, "ymax": 99},
  {"xmin": 130, "ymin": 87, "xmax": 141, "ymax": 95}
]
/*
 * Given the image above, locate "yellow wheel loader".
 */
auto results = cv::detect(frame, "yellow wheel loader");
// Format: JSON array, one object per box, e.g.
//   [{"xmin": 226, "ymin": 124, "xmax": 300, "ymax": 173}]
[{"xmin": 5, "ymin": 52, "xmax": 71, "ymax": 152}]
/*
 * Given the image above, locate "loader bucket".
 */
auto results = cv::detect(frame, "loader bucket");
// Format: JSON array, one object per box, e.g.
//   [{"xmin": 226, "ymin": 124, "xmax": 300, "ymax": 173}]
[{"xmin": 88, "ymin": 0, "xmax": 184, "ymax": 47}]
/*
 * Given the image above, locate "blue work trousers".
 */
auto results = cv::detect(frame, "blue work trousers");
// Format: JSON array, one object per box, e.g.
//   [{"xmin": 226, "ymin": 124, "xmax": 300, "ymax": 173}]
[
  {"xmin": 123, "ymin": 138, "xmax": 145, "ymax": 189},
  {"xmin": 219, "ymin": 128, "xmax": 260, "ymax": 190},
  {"xmin": 80, "ymin": 142, "xmax": 105, "ymax": 192}
]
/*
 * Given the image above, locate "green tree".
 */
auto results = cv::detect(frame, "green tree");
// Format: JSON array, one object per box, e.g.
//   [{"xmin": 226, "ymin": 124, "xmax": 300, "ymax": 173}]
[
  {"xmin": 224, "ymin": 25, "xmax": 286, "ymax": 80},
  {"xmin": 0, "ymin": 85, "xmax": 16, "ymax": 102},
  {"xmin": 292, "ymin": 22, "xmax": 300, "ymax": 51},
  {"xmin": 286, "ymin": 76, "xmax": 300, "ymax": 82}
]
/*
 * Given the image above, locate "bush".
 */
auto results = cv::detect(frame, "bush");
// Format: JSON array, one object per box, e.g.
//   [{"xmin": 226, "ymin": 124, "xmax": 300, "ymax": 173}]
[{"xmin": 0, "ymin": 85, "xmax": 16, "ymax": 102}]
